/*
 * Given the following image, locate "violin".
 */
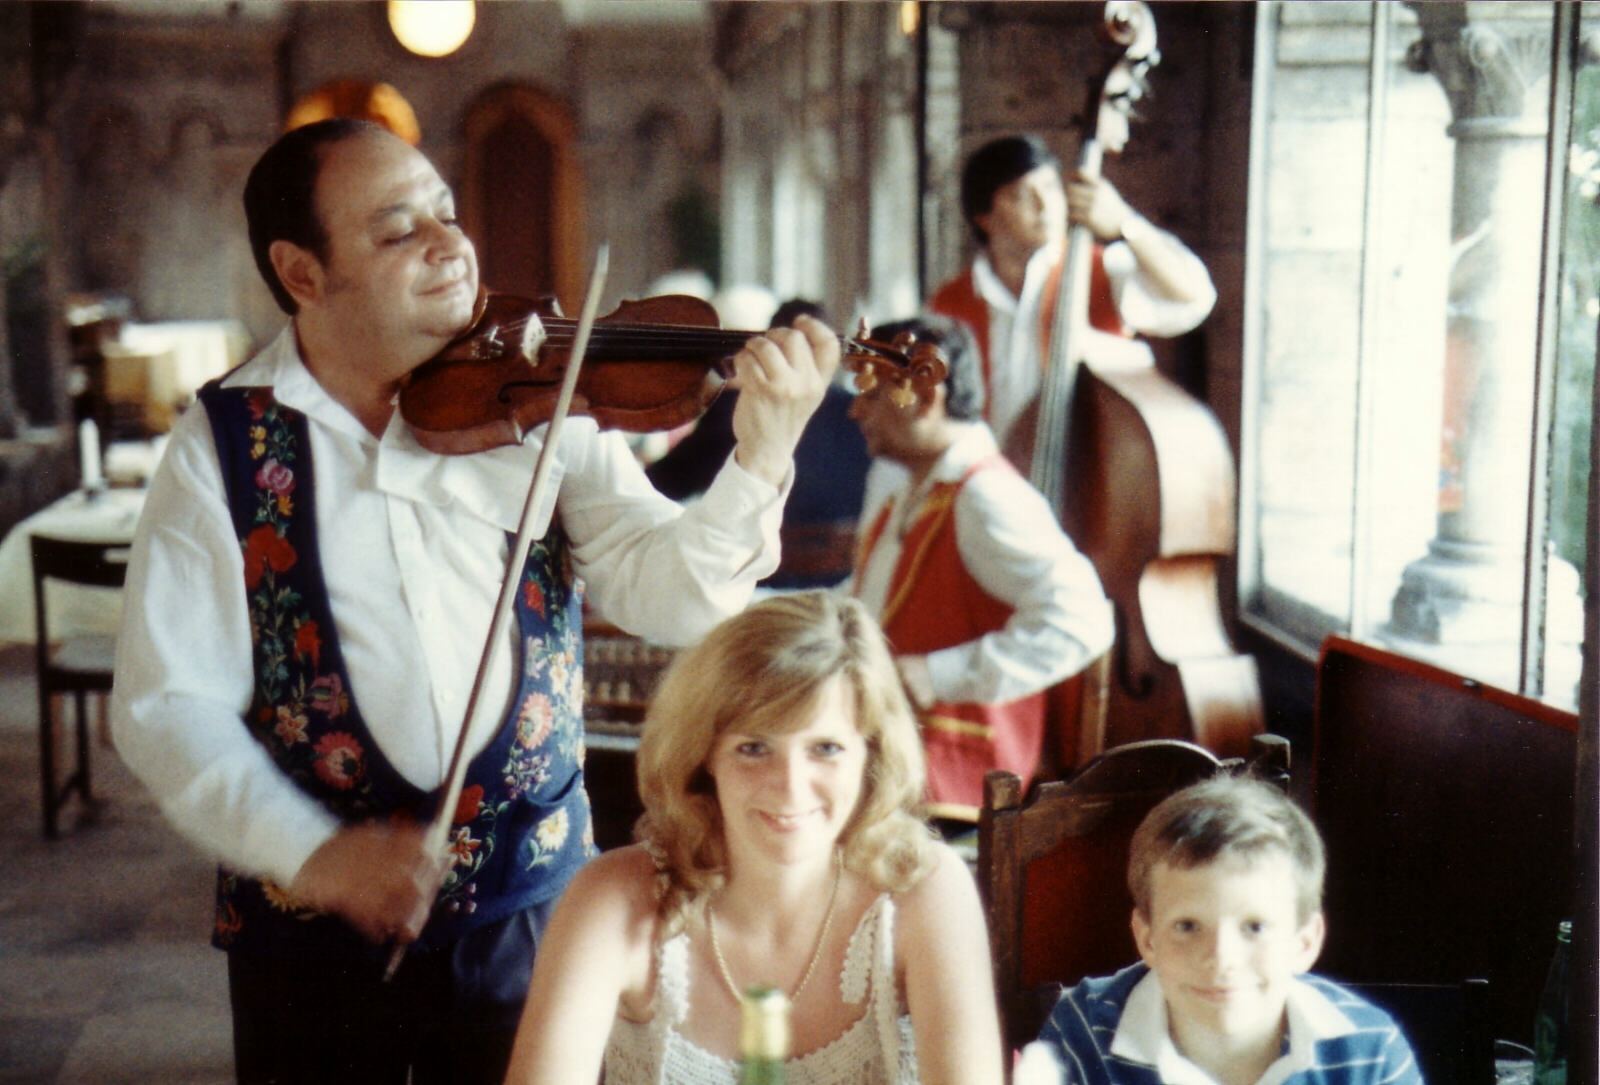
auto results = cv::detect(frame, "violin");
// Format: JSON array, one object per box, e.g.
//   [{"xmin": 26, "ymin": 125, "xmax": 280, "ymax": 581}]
[{"xmin": 398, "ymin": 288, "xmax": 947, "ymax": 454}]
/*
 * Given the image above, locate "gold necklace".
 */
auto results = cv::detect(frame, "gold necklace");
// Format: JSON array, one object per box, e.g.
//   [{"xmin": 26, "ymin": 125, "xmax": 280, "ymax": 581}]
[{"xmin": 708, "ymin": 851, "xmax": 842, "ymax": 1005}]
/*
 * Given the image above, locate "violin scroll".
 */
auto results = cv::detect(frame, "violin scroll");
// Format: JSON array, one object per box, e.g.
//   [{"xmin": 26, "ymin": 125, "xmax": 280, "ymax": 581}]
[{"xmin": 845, "ymin": 319, "xmax": 947, "ymax": 409}]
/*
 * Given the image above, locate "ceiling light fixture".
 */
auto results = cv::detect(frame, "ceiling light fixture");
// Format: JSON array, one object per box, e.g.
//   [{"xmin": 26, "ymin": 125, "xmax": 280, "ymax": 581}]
[{"xmin": 388, "ymin": 0, "xmax": 476, "ymax": 59}]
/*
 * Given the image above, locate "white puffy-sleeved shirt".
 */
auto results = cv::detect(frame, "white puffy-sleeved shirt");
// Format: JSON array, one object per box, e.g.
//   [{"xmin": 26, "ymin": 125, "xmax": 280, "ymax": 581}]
[
  {"xmin": 849, "ymin": 422, "xmax": 1114, "ymax": 707},
  {"xmin": 111, "ymin": 326, "xmax": 788, "ymax": 887}
]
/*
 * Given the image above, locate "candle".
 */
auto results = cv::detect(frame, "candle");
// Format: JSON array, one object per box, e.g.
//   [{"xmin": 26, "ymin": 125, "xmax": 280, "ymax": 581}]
[{"xmin": 79, "ymin": 417, "xmax": 104, "ymax": 490}]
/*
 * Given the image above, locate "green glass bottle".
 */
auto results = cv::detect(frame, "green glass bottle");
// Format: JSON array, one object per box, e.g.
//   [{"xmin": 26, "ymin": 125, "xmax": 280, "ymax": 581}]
[
  {"xmin": 738, "ymin": 985, "xmax": 790, "ymax": 1085},
  {"xmin": 1534, "ymin": 919, "xmax": 1571, "ymax": 1085}
]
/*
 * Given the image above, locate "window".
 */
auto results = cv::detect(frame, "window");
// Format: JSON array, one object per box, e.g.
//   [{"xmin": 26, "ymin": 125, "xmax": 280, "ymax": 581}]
[{"xmin": 1241, "ymin": 1, "xmax": 1594, "ymax": 709}]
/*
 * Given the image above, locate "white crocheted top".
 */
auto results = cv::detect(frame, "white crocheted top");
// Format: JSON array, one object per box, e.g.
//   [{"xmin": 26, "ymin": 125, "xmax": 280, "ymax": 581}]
[{"xmin": 603, "ymin": 894, "xmax": 919, "ymax": 1085}]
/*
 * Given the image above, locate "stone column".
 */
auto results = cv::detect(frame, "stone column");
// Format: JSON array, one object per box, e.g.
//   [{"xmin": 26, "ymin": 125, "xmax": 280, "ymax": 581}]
[{"xmin": 1384, "ymin": 2, "xmax": 1581, "ymax": 696}]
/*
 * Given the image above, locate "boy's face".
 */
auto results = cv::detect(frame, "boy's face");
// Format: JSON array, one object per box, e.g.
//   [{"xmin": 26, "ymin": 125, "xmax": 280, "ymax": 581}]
[{"xmin": 1131, "ymin": 853, "xmax": 1325, "ymax": 1046}]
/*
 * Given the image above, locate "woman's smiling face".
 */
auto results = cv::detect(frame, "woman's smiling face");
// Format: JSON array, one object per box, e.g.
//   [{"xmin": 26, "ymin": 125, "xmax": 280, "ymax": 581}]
[{"xmin": 706, "ymin": 674, "xmax": 867, "ymax": 868}]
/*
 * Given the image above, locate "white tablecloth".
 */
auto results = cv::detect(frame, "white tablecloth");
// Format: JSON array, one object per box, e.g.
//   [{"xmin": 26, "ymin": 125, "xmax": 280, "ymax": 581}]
[{"xmin": 0, "ymin": 487, "xmax": 145, "ymax": 645}]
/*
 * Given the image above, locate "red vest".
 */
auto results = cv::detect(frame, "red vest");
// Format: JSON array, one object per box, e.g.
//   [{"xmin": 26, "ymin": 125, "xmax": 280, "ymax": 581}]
[
  {"xmin": 855, "ymin": 457, "xmax": 1046, "ymax": 821},
  {"xmin": 928, "ymin": 241, "xmax": 1127, "ymax": 430}
]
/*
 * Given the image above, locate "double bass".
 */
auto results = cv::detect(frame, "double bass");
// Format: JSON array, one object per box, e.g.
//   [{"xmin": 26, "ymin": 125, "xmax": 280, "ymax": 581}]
[{"xmin": 1011, "ymin": 2, "xmax": 1262, "ymax": 758}]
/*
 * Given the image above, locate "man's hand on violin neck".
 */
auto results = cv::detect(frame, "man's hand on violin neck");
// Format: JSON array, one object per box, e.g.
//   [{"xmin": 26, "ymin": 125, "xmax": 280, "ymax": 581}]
[
  {"xmin": 288, "ymin": 819, "xmax": 448, "ymax": 945},
  {"xmin": 728, "ymin": 314, "xmax": 840, "ymax": 488}
]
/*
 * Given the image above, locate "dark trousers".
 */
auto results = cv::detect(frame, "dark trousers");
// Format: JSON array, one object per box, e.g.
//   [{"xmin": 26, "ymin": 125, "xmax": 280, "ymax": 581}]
[{"xmin": 227, "ymin": 900, "xmax": 555, "ymax": 1084}]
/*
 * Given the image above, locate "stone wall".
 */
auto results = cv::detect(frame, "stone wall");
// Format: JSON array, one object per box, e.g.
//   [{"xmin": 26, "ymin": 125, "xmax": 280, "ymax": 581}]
[
  {"xmin": 41, "ymin": 2, "xmax": 723, "ymax": 350},
  {"xmin": 0, "ymin": 1, "xmax": 726, "ymax": 529}
]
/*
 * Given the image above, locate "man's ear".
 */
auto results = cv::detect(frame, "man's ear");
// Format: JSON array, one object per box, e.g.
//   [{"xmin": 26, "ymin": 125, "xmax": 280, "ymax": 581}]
[
  {"xmin": 269, "ymin": 239, "xmax": 324, "ymax": 310},
  {"xmin": 972, "ymin": 210, "xmax": 994, "ymax": 246},
  {"xmin": 1295, "ymin": 910, "xmax": 1327, "ymax": 973},
  {"xmin": 1131, "ymin": 908, "xmax": 1157, "ymax": 967}
]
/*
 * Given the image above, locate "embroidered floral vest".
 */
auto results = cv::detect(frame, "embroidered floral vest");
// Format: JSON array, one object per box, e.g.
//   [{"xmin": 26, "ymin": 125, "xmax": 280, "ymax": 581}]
[
  {"xmin": 199, "ymin": 384, "xmax": 595, "ymax": 961},
  {"xmin": 855, "ymin": 456, "xmax": 1046, "ymax": 819}
]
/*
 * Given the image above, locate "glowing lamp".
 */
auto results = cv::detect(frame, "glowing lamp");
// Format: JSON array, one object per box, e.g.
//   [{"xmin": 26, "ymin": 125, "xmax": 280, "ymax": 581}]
[{"xmin": 388, "ymin": 0, "xmax": 476, "ymax": 59}]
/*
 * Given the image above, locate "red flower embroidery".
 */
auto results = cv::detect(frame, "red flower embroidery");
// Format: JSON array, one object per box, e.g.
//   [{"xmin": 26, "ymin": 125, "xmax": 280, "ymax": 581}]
[
  {"xmin": 243, "ymin": 525, "xmax": 296, "ymax": 589},
  {"xmin": 312, "ymin": 732, "xmax": 363, "ymax": 790},
  {"xmin": 294, "ymin": 619, "xmax": 321, "ymax": 669},
  {"xmin": 246, "ymin": 390, "xmax": 271, "ymax": 420},
  {"xmin": 453, "ymin": 784, "xmax": 484, "ymax": 826},
  {"xmin": 523, "ymin": 577, "xmax": 545, "ymax": 617}
]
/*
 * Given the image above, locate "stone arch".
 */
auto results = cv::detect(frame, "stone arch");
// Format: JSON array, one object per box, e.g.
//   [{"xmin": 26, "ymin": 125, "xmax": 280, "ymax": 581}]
[{"xmin": 459, "ymin": 83, "xmax": 584, "ymax": 311}]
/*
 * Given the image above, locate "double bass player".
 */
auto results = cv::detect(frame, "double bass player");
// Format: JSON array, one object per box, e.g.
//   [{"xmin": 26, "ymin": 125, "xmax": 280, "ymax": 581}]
[{"xmin": 928, "ymin": 129, "xmax": 1215, "ymax": 454}]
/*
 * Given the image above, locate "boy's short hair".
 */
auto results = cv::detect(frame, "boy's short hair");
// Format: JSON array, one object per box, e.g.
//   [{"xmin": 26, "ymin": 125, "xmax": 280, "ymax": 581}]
[{"xmin": 1127, "ymin": 774, "xmax": 1325, "ymax": 924}]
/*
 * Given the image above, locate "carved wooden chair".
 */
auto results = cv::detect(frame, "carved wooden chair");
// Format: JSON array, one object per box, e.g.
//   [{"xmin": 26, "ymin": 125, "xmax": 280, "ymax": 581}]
[
  {"xmin": 977, "ymin": 733, "xmax": 1291, "ymax": 1052},
  {"xmin": 31, "ymin": 534, "xmax": 129, "ymax": 838}
]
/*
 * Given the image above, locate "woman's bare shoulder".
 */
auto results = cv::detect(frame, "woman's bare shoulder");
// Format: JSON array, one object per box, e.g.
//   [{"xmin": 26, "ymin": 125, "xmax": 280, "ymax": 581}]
[
  {"xmin": 894, "ymin": 840, "xmax": 982, "ymax": 928},
  {"xmin": 558, "ymin": 844, "xmax": 665, "ymax": 932}
]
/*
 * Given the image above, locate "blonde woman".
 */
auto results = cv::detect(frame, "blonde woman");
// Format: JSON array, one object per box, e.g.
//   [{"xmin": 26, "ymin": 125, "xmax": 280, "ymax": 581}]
[{"xmin": 504, "ymin": 591, "xmax": 1004, "ymax": 1084}]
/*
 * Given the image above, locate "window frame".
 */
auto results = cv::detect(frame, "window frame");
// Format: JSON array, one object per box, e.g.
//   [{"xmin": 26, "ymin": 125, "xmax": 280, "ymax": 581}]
[{"xmin": 1237, "ymin": 0, "xmax": 1588, "ymax": 705}]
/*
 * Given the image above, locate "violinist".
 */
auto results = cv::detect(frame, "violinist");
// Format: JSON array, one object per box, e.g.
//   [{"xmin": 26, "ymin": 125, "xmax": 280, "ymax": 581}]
[
  {"xmin": 109, "ymin": 117, "xmax": 836, "ymax": 1084},
  {"xmin": 846, "ymin": 316, "xmax": 1114, "ymax": 825},
  {"xmin": 928, "ymin": 129, "xmax": 1215, "ymax": 451}
]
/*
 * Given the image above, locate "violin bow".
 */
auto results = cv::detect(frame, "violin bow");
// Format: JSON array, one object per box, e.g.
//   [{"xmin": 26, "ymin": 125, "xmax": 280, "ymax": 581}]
[{"xmin": 383, "ymin": 243, "xmax": 611, "ymax": 982}]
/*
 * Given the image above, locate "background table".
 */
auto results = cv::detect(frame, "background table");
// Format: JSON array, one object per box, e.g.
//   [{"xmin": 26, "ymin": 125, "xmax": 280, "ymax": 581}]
[{"xmin": 0, "ymin": 487, "xmax": 145, "ymax": 645}]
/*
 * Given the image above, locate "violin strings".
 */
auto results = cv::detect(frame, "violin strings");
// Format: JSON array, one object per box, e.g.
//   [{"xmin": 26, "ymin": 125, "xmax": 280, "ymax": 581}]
[{"xmin": 478, "ymin": 315, "xmax": 898, "ymax": 361}]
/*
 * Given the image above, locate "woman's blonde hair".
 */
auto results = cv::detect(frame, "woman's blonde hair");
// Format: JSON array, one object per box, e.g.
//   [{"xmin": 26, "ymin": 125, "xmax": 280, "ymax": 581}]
[{"xmin": 633, "ymin": 591, "xmax": 936, "ymax": 936}]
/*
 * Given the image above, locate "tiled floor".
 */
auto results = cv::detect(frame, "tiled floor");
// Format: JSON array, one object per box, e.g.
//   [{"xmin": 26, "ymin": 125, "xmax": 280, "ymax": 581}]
[{"xmin": 0, "ymin": 646, "xmax": 232, "ymax": 1084}]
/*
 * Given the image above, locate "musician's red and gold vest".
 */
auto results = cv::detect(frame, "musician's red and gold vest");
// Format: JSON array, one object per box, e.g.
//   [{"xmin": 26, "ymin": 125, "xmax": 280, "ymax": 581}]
[
  {"xmin": 929, "ymin": 240, "xmax": 1127, "ymax": 431},
  {"xmin": 199, "ymin": 384, "xmax": 595, "ymax": 962},
  {"xmin": 854, "ymin": 456, "xmax": 1046, "ymax": 821}
]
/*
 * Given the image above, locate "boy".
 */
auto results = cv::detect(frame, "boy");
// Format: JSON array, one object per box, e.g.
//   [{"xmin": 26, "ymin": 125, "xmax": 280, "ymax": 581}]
[{"xmin": 1020, "ymin": 775, "xmax": 1421, "ymax": 1084}]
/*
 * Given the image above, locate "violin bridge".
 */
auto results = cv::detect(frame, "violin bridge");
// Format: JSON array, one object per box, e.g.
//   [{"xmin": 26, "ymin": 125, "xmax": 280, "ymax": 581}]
[{"xmin": 518, "ymin": 313, "xmax": 546, "ymax": 368}]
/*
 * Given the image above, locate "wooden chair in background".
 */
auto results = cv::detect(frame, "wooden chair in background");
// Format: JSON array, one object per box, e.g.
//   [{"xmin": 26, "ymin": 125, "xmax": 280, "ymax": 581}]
[
  {"xmin": 977, "ymin": 734, "xmax": 1291, "ymax": 1051},
  {"xmin": 31, "ymin": 534, "xmax": 129, "ymax": 838}
]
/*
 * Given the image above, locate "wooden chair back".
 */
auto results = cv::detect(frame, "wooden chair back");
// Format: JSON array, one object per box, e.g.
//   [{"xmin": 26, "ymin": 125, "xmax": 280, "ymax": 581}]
[
  {"xmin": 29, "ymin": 533, "xmax": 130, "ymax": 837},
  {"xmin": 30, "ymin": 534, "xmax": 130, "ymax": 671},
  {"xmin": 977, "ymin": 734, "xmax": 1290, "ymax": 1051}
]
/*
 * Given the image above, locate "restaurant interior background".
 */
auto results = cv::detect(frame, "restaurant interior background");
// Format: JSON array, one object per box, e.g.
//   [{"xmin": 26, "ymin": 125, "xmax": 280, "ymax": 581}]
[{"xmin": 0, "ymin": 0, "xmax": 1593, "ymax": 1079}]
